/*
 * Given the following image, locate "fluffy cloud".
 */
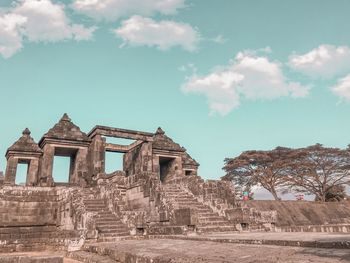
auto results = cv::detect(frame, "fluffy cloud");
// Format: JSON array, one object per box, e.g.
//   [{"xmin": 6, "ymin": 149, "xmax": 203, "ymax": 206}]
[
  {"xmin": 332, "ymin": 74, "xmax": 350, "ymax": 101},
  {"xmin": 289, "ymin": 45, "xmax": 350, "ymax": 78},
  {"xmin": 182, "ymin": 51, "xmax": 309, "ymax": 116},
  {"xmin": 0, "ymin": 13, "xmax": 26, "ymax": 58},
  {"xmin": 0, "ymin": 0, "xmax": 96, "ymax": 58},
  {"xmin": 114, "ymin": 16, "xmax": 199, "ymax": 52},
  {"xmin": 72, "ymin": 0, "xmax": 186, "ymax": 21},
  {"xmin": 14, "ymin": 0, "xmax": 96, "ymax": 42}
]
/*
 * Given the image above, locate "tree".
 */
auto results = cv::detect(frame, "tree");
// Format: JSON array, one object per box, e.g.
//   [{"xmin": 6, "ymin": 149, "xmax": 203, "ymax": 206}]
[
  {"xmin": 314, "ymin": 185, "xmax": 346, "ymax": 202},
  {"xmin": 285, "ymin": 144, "xmax": 350, "ymax": 202},
  {"xmin": 222, "ymin": 147, "xmax": 291, "ymax": 200}
]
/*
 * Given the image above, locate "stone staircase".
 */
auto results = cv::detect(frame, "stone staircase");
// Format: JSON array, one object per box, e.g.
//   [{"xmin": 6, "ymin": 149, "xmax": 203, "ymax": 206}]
[
  {"xmin": 68, "ymin": 250, "xmax": 119, "ymax": 263},
  {"xmin": 83, "ymin": 199, "xmax": 130, "ymax": 239},
  {"xmin": 162, "ymin": 184, "xmax": 236, "ymax": 233}
]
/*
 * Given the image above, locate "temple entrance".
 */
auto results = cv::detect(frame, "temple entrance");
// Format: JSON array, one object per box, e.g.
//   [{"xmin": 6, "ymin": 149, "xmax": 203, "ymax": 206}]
[
  {"xmin": 105, "ymin": 152, "xmax": 124, "ymax": 173},
  {"xmin": 159, "ymin": 156, "xmax": 175, "ymax": 183},
  {"xmin": 52, "ymin": 147, "xmax": 78, "ymax": 184},
  {"xmin": 52, "ymin": 156, "xmax": 71, "ymax": 184}
]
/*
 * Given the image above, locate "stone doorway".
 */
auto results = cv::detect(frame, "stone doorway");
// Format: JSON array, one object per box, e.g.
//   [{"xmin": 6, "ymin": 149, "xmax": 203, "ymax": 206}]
[
  {"xmin": 159, "ymin": 156, "xmax": 175, "ymax": 183},
  {"xmin": 52, "ymin": 147, "xmax": 78, "ymax": 185}
]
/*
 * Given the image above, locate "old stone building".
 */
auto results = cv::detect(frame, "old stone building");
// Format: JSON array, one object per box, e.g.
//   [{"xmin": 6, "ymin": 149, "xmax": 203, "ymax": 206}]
[
  {"xmin": 0, "ymin": 114, "xmax": 248, "ymax": 252},
  {"xmin": 3, "ymin": 114, "xmax": 200, "ymax": 188},
  {"xmin": 2, "ymin": 114, "xmax": 350, "ymax": 262}
]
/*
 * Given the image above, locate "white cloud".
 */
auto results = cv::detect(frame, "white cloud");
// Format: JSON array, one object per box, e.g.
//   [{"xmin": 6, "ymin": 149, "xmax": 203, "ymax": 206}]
[
  {"xmin": 211, "ymin": 35, "xmax": 226, "ymax": 44},
  {"xmin": 114, "ymin": 16, "xmax": 200, "ymax": 52},
  {"xmin": 71, "ymin": 0, "xmax": 186, "ymax": 21},
  {"xmin": 71, "ymin": 24, "xmax": 97, "ymax": 41},
  {"xmin": 289, "ymin": 45, "xmax": 350, "ymax": 78},
  {"xmin": 14, "ymin": 0, "xmax": 96, "ymax": 42},
  {"xmin": 0, "ymin": 0, "xmax": 96, "ymax": 58},
  {"xmin": 182, "ymin": 51, "xmax": 309, "ymax": 116},
  {"xmin": 332, "ymin": 74, "xmax": 350, "ymax": 101},
  {"xmin": 0, "ymin": 13, "xmax": 26, "ymax": 58}
]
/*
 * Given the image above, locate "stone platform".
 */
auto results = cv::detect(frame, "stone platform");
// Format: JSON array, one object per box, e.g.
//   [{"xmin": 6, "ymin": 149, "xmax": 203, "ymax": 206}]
[
  {"xmin": 2, "ymin": 233, "xmax": 350, "ymax": 263},
  {"xmin": 81, "ymin": 238, "xmax": 350, "ymax": 263},
  {"xmin": 157, "ymin": 231, "xmax": 350, "ymax": 249}
]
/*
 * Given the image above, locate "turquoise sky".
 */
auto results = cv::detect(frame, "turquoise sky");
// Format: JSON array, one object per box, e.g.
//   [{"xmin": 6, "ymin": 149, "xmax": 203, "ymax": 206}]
[{"xmin": 1, "ymin": 0, "xmax": 350, "ymax": 198}]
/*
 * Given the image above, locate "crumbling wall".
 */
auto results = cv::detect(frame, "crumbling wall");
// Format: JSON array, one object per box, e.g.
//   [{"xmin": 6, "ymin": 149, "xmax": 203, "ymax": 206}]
[
  {"xmin": 94, "ymin": 171, "xmax": 127, "ymax": 214},
  {"xmin": 124, "ymin": 142, "xmax": 152, "ymax": 176},
  {"xmin": 168, "ymin": 176, "xmax": 236, "ymax": 217},
  {"xmin": 0, "ymin": 186, "xmax": 58, "ymax": 227},
  {"xmin": 56, "ymin": 187, "xmax": 97, "ymax": 241},
  {"xmin": 243, "ymin": 200, "xmax": 350, "ymax": 227},
  {"xmin": 0, "ymin": 171, "xmax": 4, "ymax": 186}
]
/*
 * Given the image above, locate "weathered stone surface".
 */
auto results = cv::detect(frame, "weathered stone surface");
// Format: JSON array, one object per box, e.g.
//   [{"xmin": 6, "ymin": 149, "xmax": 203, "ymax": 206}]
[
  {"xmin": 40, "ymin": 113, "xmax": 91, "ymax": 143},
  {"xmin": 3, "ymin": 113, "xmax": 350, "ymax": 257},
  {"xmin": 242, "ymin": 200, "xmax": 350, "ymax": 227},
  {"xmin": 83, "ymin": 239, "xmax": 350, "ymax": 263}
]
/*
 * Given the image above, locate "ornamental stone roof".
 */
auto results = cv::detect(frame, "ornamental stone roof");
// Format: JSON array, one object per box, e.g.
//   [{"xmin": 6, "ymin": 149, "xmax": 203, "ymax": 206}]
[
  {"xmin": 6, "ymin": 128, "xmax": 43, "ymax": 156},
  {"xmin": 183, "ymin": 152, "xmax": 200, "ymax": 167},
  {"xmin": 152, "ymin": 127, "xmax": 186, "ymax": 152},
  {"xmin": 39, "ymin": 113, "xmax": 91, "ymax": 144}
]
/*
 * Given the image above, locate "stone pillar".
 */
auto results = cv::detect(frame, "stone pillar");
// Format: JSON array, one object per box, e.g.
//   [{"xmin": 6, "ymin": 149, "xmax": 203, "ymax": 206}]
[
  {"xmin": 141, "ymin": 142, "xmax": 153, "ymax": 173},
  {"xmin": 26, "ymin": 158, "xmax": 40, "ymax": 186},
  {"xmin": 72, "ymin": 147, "xmax": 89, "ymax": 186},
  {"xmin": 4, "ymin": 156, "xmax": 18, "ymax": 185},
  {"xmin": 89, "ymin": 135, "xmax": 106, "ymax": 176},
  {"xmin": 175, "ymin": 157, "xmax": 183, "ymax": 178},
  {"xmin": 39, "ymin": 144, "xmax": 54, "ymax": 186},
  {"xmin": 152, "ymin": 155, "xmax": 160, "ymax": 176}
]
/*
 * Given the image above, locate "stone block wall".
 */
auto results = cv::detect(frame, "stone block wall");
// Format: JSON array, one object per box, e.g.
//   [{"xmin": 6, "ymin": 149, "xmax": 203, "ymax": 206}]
[
  {"xmin": 0, "ymin": 186, "xmax": 58, "ymax": 227},
  {"xmin": 243, "ymin": 200, "xmax": 350, "ymax": 227},
  {"xmin": 168, "ymin": 176, "xmax": 236, "ymax": 217}
]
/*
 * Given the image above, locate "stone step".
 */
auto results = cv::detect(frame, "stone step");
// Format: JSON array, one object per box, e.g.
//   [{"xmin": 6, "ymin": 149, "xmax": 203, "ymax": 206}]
[
  {"xmin": 84, "ymin": 204, "xmax": 106, "ymax": 207},
  {"xmin": 86, "ymin": 208, "xmax": 108, "ymax": 212},
  {"xmin": 98, "ymin": 229, "xmax": 129, "ymax": 234},
  {"xmin": 163, "ymin": 191, "xmax": 184, "ymax": 194},
  {"xmin": 198, "ymin": 220, "xmax": 230, "ymax": 226},
  {"xmin": 99, "ymin": 232, "xmax": 130, "ymax": 237},
  {"xmin": 194, "ymin": 208, "xmax": 212, "ymax": 212},
  {"xmin": 174, "ymin": 202, "xmax": 203, "ymax": 207},
  {"xmin": 95, "ymin": 217, "xmax": 119, "ymax": 222},
  {"xmin": 67, "ymin": 250, "xmax": 118, "ymax": 263},
  {"xmin": 83, "ymin": 200, "xmax": 105, "ymax": 204},
  {"xmin": 96, "ymin": 221, "xmax": 125, "ymax": 226},
  {"xmin": 197, "ymin": 212, "xmax": 219, "ymax": 217},
  {"xmin": 197, "ymin": 216, "xmax": 227, "ymax": 222},
  {"xmin": 97, "ymin": 225, "xmax": 129, "ymax": 230},
  {"xmin": 171, "ymin": 197, "xmax": 197, "ymax": 202},
  {"xmin": 96, "ymin": 218, "xmax": 123, "ymax": 222},
  {"xmin": 196, "ymin": 225, "xmax": 237, "ymax": 233},
  {"xmin": 95, "ymin": 213, "xmax": 116, "ymax": 217},
  {"xmin": 96, "ymin": 225, "xmax": 127, "ymax": 230}
]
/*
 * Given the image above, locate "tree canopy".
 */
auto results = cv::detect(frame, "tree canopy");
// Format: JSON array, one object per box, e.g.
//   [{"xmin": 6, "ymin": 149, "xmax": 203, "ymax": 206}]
[
  {"xmin": 223, "ymin": 144, "xmax": 350, "ymax": 202},
  {"xmin": 222, "ymin": 147, "xmax": 292, "ymax": 200}
]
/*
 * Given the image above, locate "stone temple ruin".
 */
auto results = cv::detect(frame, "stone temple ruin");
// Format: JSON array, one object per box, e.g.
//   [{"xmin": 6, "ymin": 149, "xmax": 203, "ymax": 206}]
[
  {"xmin": 2, "ymin": 114, "xmax": 350, "ymax": 262},
  {"xmin": 1, "ymin": 113, "xmax": 254, "ymax": 252}
]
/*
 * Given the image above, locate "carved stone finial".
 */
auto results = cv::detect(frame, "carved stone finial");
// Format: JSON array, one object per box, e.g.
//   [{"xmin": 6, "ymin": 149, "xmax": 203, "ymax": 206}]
[
  {"xmin": 61, "ymin": 113, "xmax": 71, "ymax": 122},
  {"xmin": 156, "ymin": 127, "xmax": 165, "ymax": 135},
  {"xmin": 22, "ymin": 128, "xmax": 31, "ymax": 136}
]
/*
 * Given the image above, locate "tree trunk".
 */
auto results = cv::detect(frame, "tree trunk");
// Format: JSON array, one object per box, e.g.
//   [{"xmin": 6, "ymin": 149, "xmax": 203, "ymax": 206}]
[{"xmin": 270, "ymin": 188, "xmax": 280, "ymax": 201}]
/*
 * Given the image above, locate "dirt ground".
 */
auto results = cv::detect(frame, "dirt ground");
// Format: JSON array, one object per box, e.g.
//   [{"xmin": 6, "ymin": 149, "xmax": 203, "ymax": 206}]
[{"xmin": 92, "ymin": 238, "xmax": 350, "ymax": 263}]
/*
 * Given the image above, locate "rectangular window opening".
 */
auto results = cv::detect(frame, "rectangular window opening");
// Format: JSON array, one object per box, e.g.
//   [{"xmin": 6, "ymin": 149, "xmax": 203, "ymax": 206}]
[
  {"xmin": 16, "ymin": 163, "xmax": 28, "ymax": 186},
  {"xmin": 104, "ymin": 136, "xmax": 136, "ymax": 146},
  {"xmin": 52, "ymin": 156, "xmax": 71, "ymax": 183},
  {"xmin": 105, "ymin": 152, "xmax": 124, "ymax": 174}
]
